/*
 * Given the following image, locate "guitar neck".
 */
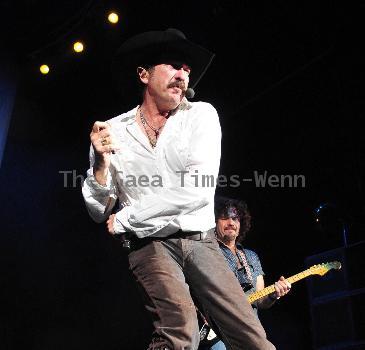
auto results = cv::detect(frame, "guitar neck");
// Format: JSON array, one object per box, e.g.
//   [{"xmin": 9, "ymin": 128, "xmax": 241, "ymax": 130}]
[{"xmin": 247, "ymin": 268, "xmax": 313, "ymax": 304}]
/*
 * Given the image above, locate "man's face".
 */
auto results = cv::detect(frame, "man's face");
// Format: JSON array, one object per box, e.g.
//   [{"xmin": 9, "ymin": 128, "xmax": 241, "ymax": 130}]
[
  {"xmin": 216, "ymin": 213, "xmax": 241, "ymax": 244},
  {"xmin": 146, "ymin": 63, "xmax": 191, "ymax": 109}
]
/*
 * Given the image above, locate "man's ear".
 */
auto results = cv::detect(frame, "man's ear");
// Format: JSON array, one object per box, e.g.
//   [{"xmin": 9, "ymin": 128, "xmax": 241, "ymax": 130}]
[{"xmin": 137, "ymin": 66, "xmax": 149, "ymax": 84}]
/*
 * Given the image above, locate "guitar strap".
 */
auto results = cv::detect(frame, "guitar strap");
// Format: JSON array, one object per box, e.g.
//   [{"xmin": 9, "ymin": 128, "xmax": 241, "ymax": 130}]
[{"xmin": 236, "ymin": 248, "xmax": 254, "ymax": 285}]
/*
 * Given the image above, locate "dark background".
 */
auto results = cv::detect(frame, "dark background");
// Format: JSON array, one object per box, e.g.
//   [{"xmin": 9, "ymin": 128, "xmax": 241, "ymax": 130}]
[{"xmin": 1, "ymin": 1, "xmax": 364, "ymax": 349}]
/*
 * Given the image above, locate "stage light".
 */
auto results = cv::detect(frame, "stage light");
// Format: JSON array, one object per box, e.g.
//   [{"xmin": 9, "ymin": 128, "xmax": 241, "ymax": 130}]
[
  {"xmin": 108, "ymin": 12, "xmax": 119, "ymax": 24},
  {"xmin": 73, "ymin": 41, "xmax": 84, "ymax": 53},
  {"xmin": 40, "ymin": 64, "xmax": 50, "ymax": 74}
]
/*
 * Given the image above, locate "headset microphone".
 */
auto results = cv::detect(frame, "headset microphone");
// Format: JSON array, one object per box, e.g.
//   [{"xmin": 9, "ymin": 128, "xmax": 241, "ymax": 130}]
[{"xmin": 185, "ymin": 88, "xmax": 195, "ymax": 99}]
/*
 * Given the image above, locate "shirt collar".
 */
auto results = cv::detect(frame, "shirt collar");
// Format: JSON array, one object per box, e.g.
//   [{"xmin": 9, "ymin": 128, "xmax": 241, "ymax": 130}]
[
  {"xmin": 124, "ymin": 106, "xmax": 139, "ymax": 126},
  {"xmin": 179, "ymin": 97, "xmax": 192, "ymax": 110},
  {"xmin": 236, "ymin": 242, "xmax": 244, "ymax": 250},
  {"xmin": 217, "ymin": 240, "xmax": 244, "ymax": 252}
]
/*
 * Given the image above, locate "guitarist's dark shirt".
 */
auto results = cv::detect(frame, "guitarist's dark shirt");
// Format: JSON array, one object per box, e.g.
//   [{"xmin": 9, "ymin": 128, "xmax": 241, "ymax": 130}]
[{"xmin": 218, "ymin": 242, "xmax": 264, "ymax": 316}]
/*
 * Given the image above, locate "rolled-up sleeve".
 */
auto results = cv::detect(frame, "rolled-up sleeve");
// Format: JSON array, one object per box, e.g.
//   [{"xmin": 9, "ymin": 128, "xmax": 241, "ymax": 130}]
[{"xmin": 82, "ymin": 146, "xmax": 117, "ymax": 223}]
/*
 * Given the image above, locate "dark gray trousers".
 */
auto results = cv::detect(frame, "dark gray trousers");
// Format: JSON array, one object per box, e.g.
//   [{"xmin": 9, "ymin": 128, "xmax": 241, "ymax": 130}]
[{"xmin": 128, "ymin": 232, "xmax": 275, "ymax": 350}]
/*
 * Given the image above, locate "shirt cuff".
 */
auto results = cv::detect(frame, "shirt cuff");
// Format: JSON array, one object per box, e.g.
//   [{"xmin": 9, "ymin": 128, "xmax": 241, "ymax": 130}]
[
  {"xmin": 84, "ymin": 169, "xmax": 114, "ymax": 196},
  {"xmin": 114, "ymin": 206, "xmax": 131, "ymax": 233}
]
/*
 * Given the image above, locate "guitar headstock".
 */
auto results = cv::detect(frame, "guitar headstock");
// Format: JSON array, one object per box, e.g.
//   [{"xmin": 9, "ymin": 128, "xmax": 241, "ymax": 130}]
[{"xmin": 309, "ymin": 261, "xmax": 342, "ymax": 276}]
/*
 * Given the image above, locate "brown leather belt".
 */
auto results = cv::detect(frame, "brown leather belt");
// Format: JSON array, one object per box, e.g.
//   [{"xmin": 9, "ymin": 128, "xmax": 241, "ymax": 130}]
[
  {"xmin": 167, "ymin": 228, "xmax": 215, "ymax": 241},
  {"xmin": 125, "ymin": 228, "xmax": 215, "ymax": 252}
]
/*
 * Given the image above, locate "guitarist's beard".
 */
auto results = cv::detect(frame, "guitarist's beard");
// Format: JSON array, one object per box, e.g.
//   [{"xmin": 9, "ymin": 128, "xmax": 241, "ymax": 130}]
[
  {"xmin": 217, "ymin": 226, "xmax": 239, "ymax": 246},
  {"xmin": 220, "ymin": 234, "xmax": 237, "ymax": 246}
]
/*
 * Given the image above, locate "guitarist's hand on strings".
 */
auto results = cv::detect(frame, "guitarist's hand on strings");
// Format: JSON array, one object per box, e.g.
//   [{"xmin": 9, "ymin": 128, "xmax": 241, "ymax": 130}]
[{"xmin": 272, "ymin": 276, "xmax": 291, "ymax": 300}]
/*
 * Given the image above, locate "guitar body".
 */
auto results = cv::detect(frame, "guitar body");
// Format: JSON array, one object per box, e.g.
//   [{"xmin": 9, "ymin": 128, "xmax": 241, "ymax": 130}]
[
  {"xmin": 198, "ymin": 322, "xmax": 220, "ymax": 348},
  {"xmin": 198, "ymin": 261, "xmax": 341, "ymax": 346},
  {"xmin": 198, "ymin": 310, "xmax": 221, "ymax": 347}
]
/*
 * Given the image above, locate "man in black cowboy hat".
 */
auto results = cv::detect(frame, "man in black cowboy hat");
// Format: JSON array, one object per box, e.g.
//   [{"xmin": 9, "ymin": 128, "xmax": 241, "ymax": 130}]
[{"xmin": 82, "ymin": 28, "xmax": 275, "ymax": 350}]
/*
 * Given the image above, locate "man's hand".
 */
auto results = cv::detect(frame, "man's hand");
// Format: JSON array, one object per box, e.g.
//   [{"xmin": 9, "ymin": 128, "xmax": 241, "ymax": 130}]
[
  {"xmin": 106, "ymin": 214, "xmax": 116, "ymax": 235},
  {"xmin": 90, "ymin": 121, "xmax": 120, "ymax": 185},
  {"xmin": 272, "ymin": 276, "xmax": 291, "ymax": 300}
]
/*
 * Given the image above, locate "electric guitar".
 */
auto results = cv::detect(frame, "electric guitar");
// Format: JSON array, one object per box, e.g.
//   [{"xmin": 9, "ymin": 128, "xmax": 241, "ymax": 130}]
[{"xmin": 199, "ymin": 261, "xmax": 341, "ymax": 346}]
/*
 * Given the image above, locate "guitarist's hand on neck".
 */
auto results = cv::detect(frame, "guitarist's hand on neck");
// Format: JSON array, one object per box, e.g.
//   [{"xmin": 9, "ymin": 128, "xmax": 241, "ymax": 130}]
[
  {"xmin": 256, "ymin": 275, "xmax": 292, "ymax": 309},
  {"xmin": 273, "ymin": 276, "xmax": 292, "ymax": 299}
]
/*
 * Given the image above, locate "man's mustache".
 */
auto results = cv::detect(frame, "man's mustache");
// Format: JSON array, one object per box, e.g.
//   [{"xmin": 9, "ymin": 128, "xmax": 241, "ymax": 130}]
[
  {"xmin": 168, "ymin": 81, "xmax": 186, "ymax": 91},
  {"xmin": 224, "ymin": 225, "xmax": 237, "ymax": 230}
]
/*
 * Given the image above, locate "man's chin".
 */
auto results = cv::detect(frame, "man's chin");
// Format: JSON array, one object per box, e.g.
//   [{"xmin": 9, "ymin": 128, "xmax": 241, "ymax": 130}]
[
  {"xmin": 222, "ymin": 234, "xmax": 237, "ymax": 243},
  {"xmin": 157, "ymin": 93, "xmax": 181, "ymax": 111},
  {"xmin": 166, "ymin": 92, "xmax": 183, "ymax": 107}
]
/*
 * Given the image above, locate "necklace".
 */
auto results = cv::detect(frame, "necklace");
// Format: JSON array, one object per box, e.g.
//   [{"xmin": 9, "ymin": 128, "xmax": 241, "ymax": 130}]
[{"xmin": 139, "ymin": 109, "xmax": 166, "ymax": 148}]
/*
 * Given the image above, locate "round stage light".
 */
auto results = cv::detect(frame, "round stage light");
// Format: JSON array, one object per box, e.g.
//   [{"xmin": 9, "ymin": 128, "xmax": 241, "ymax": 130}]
[
  {"xmin": 108, "ymin": 12, "xmax": 119, "ymax": 24},
  {"xmin": 73, "ymin": 41, "xmax": 84, "ymax": 53},
  {"xmin": 40, "ymin": 64, "xmax": 50, "ymax": 74}
]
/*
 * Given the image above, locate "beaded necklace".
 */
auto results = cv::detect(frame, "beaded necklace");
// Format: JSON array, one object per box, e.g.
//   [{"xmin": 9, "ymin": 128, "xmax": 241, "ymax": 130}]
[{"xmin": 139, "ymin": 108, "xmax": 166, "ymax": 148}]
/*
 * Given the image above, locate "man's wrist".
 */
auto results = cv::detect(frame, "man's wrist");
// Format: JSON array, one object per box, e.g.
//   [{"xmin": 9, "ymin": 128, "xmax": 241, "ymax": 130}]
[{"xmin": 93, "ymin": 166, "xmax": 109, "ymax": 186}]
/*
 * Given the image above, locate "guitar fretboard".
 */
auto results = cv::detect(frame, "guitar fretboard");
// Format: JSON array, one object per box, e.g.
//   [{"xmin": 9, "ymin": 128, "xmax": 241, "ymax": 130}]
[{"xmin": 247, "ymin": 268, "xmax": 313, "ymax": 303}]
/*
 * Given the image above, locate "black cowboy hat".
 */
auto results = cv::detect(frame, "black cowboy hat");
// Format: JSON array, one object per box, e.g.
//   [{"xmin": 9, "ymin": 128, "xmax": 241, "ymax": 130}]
[{"xmin": 112, "ymin": 28, "xmax": 215, "ymax": 92}]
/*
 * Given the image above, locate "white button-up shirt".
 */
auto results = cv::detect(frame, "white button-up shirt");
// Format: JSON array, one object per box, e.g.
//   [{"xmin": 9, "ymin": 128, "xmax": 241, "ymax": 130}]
[{"xmin": 82, "ymin": 99, "xmax": 221, "ymax": 238}]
